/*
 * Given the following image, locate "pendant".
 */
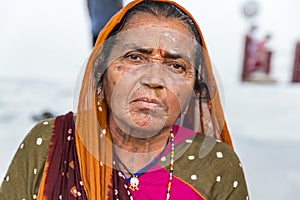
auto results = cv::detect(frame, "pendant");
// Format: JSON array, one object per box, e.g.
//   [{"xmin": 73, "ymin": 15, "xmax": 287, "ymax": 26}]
[{"xmin": 129, "ymin": 176, "xmax": 139, "ymax": 191}]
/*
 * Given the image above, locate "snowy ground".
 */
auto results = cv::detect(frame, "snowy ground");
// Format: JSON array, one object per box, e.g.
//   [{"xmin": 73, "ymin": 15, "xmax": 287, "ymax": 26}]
[{"xmin": 1, "ymin": 0, "xmax": 300, "ymax": 199}]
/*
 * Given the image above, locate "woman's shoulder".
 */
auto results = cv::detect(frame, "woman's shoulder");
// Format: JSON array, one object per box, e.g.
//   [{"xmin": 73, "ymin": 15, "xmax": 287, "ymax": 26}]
[
  {"xmin": 16, "ymin": 118, "xmax": 55, "ymax": 156},
  {"xmin": 174, "ymin": 133, "xmax": 249, "ymax": 200},
  {"xmin": 0, "ymin": 118, "xmax": 55, "ymax": 200},
  {"xmin": 175, "ymin": 133, "xmax": 243, "ymax": 168},
  {"xmin": 196, "ymin": 133, "xmax": 242, "ymax": 165},
  {"xmin": 26, "ymin": 118, "xmax": 55, "ymax": 143},
  {"xmin": 6, "ymin": 118, "xmax": 55, "ymax": 165}
]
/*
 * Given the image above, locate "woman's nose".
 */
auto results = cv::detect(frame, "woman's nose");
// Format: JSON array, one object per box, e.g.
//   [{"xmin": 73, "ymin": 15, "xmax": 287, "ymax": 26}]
[{"xmin": 140, "ymin": 63, "xmax": 166, "ymax": 89}]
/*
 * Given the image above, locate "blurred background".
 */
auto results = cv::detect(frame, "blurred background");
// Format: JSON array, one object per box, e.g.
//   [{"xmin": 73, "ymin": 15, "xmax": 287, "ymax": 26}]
[{"xmin": 0, "ymin": 0, "xmax": 299, "ymax": 199}]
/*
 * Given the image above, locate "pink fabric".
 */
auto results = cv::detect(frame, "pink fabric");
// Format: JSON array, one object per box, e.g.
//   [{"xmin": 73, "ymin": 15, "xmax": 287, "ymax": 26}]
[
  {"xmin": 128, "ymin": 125, "xmax": 204, "ymax": 200},
  {"xmin": 130, "ymin": 164, "xmax": 204, "ymax": 200}
]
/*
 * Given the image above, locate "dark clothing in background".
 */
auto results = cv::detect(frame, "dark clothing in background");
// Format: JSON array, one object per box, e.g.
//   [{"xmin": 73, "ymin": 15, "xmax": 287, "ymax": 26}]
[{"xmin": 87, "ymin": 0, "xmax": 123, "ymax": 45}]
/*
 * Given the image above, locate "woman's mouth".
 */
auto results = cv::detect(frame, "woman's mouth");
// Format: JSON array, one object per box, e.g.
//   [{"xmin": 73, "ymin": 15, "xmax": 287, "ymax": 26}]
[{"xmin": 130, "ymin": 97, "xmax": 166, "ymax": 110}]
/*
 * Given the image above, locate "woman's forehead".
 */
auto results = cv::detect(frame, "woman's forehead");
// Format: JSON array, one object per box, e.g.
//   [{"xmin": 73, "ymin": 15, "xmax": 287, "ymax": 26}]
[
  {"xmin": 109, "ymin": 27, "xmax": 199, "ymax": 61},
  {"xmin": 122, "ymin": 12, "xmax": 193, "ymax": 37}
]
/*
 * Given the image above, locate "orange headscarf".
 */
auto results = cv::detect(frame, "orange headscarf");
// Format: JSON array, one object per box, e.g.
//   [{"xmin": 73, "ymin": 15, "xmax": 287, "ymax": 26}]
[{"xmin": 77, "ymin": 0, "xmax": 233, "ymax": 199}]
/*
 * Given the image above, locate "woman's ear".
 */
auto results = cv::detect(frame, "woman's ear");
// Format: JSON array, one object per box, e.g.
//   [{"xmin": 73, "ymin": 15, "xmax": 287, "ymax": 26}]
[{"xmin": 97, "ymin": 81, "xmax": 105, "ymax": 105}]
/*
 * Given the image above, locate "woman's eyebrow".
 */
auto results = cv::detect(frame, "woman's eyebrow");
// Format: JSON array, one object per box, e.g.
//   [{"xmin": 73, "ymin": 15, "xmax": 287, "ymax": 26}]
[
  {"xmin": 125, "ymin": 45, "xmax": 190, "ymax": 61},
  {"xmin": 163, "ymin": 51, "xmax": 184, "ymax": 60},
  {"xmin": 121, "ymin": 44, "xmax": 153, "ymax": 54},
  {"xmin": 134, "ymin": 47, "xmax": 186, "ymax": 60},
  {"xmin": 135, "ymin": 48, "xmax": 153, "ymax": 54}
]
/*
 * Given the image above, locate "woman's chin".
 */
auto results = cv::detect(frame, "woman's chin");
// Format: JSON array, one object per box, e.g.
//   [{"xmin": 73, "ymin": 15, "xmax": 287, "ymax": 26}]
[
  {"xmin": 131, "ymin": 116, "xmax": 165, "ymax": 137},
  {"xmin": 113, "ymin": 116, "xmax": 166, "ymax": 138}
]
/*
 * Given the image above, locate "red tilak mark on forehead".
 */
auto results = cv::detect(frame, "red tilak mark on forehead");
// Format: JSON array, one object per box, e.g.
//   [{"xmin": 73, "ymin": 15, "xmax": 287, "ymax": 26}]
[{"xmin": 158, "ymin": 48, "xmax": 164, "ymax": 57}]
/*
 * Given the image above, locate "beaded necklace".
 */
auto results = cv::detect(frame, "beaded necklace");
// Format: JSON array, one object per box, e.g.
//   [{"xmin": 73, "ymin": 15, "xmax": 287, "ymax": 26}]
[
  {"xmin": 115, "ymin": 129, "xmax": 175, "ymax": 200},
  {"xmin": 166, "ymin": 129, "xmax": 175, "ymax": 200}
]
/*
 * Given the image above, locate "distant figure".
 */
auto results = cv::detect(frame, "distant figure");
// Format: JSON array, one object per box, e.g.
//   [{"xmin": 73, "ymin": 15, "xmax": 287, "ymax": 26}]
[
  {"xmin": 255, "ymin": 34, "xmax": 272, "ymax": 74},
  {"xmin": 242, "ymin": 27, "xmax": 276, "ymax": 83},
  {"xmin": 87, "ymin": 0, "xmax": 123, "ymax": 46},
  {"xmin": 292, "ymin": 41, "xmax": 300, "ymax": 82},
  {"xmin": 241, "ymin": 25, "xmax": 258, "ymax": 81},
  {"xmin": 32, "ymin": 111, "xmax": 55, "ymax": 121},
  {"xmin": 247, "ymin": 26, "xmax": 261, "ymax": 72}
]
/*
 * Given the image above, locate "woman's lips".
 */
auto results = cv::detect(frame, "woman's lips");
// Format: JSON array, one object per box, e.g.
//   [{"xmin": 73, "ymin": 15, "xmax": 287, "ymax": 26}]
[{"xmin": 130, "ymin": 97, "xmax": 166, "ymax": 109}]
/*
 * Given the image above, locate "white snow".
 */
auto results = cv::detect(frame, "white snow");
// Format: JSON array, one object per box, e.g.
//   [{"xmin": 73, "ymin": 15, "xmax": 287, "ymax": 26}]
[{"xmin": 1, "ymin": 0, "xmax": 300, "ymax": 199}]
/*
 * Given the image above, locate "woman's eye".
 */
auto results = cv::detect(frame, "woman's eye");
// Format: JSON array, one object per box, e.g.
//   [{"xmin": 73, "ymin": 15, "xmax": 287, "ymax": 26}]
[
  {"xmin": 169, "ymin": 63, "xmax": 186, "ymax": 73},
  {"xmin": 126, "ymin": 53, "xmax": 143, "ymax": 62}
]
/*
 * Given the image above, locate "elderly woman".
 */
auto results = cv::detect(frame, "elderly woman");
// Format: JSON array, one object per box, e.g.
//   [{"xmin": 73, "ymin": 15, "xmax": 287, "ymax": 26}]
[{"xmin": 0, "ymin": 0, "xmax": 249, "ymax": 199}]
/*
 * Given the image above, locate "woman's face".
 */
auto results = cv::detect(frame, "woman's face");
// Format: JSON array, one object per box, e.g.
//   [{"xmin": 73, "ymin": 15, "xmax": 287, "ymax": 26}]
[{"xmin": 103, "ymin": 12, "xmax": 198, "ymax": 137}]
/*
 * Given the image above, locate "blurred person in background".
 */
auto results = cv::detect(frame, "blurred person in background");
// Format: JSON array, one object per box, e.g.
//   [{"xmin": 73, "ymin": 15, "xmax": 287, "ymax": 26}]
[
  {"xmin": 248, "ymin": 33, "xmax": 276, "ymax": 83},
  {"xmin": 242, "ymin": 25, "xmax": 258, "ymax": 81},
  {"xmin": 292, "ymin": 41, "xmax": 300, "ymax": 82},
  {"xmin": 87, "ymin": 0, "xmax": 123, "ymax": 46},
  {"xmin": 242, "ymin": 25, "xmax": 276, "ymax": 83}
]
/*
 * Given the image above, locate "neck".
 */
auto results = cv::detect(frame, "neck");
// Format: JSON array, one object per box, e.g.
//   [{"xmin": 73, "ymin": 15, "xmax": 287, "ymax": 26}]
[
  {"xmin": 109, "ymin": 115, "xmax": 172, "ymax": 174},
  {"xmin": 109, "ymin": 115, "xmax": 172, "ymax": 153}
]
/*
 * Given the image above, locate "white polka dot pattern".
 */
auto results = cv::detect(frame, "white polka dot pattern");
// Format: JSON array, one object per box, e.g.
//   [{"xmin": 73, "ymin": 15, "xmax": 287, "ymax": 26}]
[
  {"xmin": 216, "ymin": 152, "xmax": 223, "ymax": 158},
  {"xmin": 233, "ymin": 180, "xmax": 239, "ymax": 188},
  {"xmin": 36, "ymin": 138, "xmax": 43, "ymax": 145},
  {"xmin": 118, "ymin": 172, "xmax": 123, "ymax": 177},
  {"xmin": 191, "ymin": 175, "xmax": 197, "ymax": 180},
  {"xmin": 185, "ymin": 139, "xmax": 193, "ymax": 143},
  {"xmin": 188, "ymin": 155, "xmax": 195, "ymax": 160}
]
